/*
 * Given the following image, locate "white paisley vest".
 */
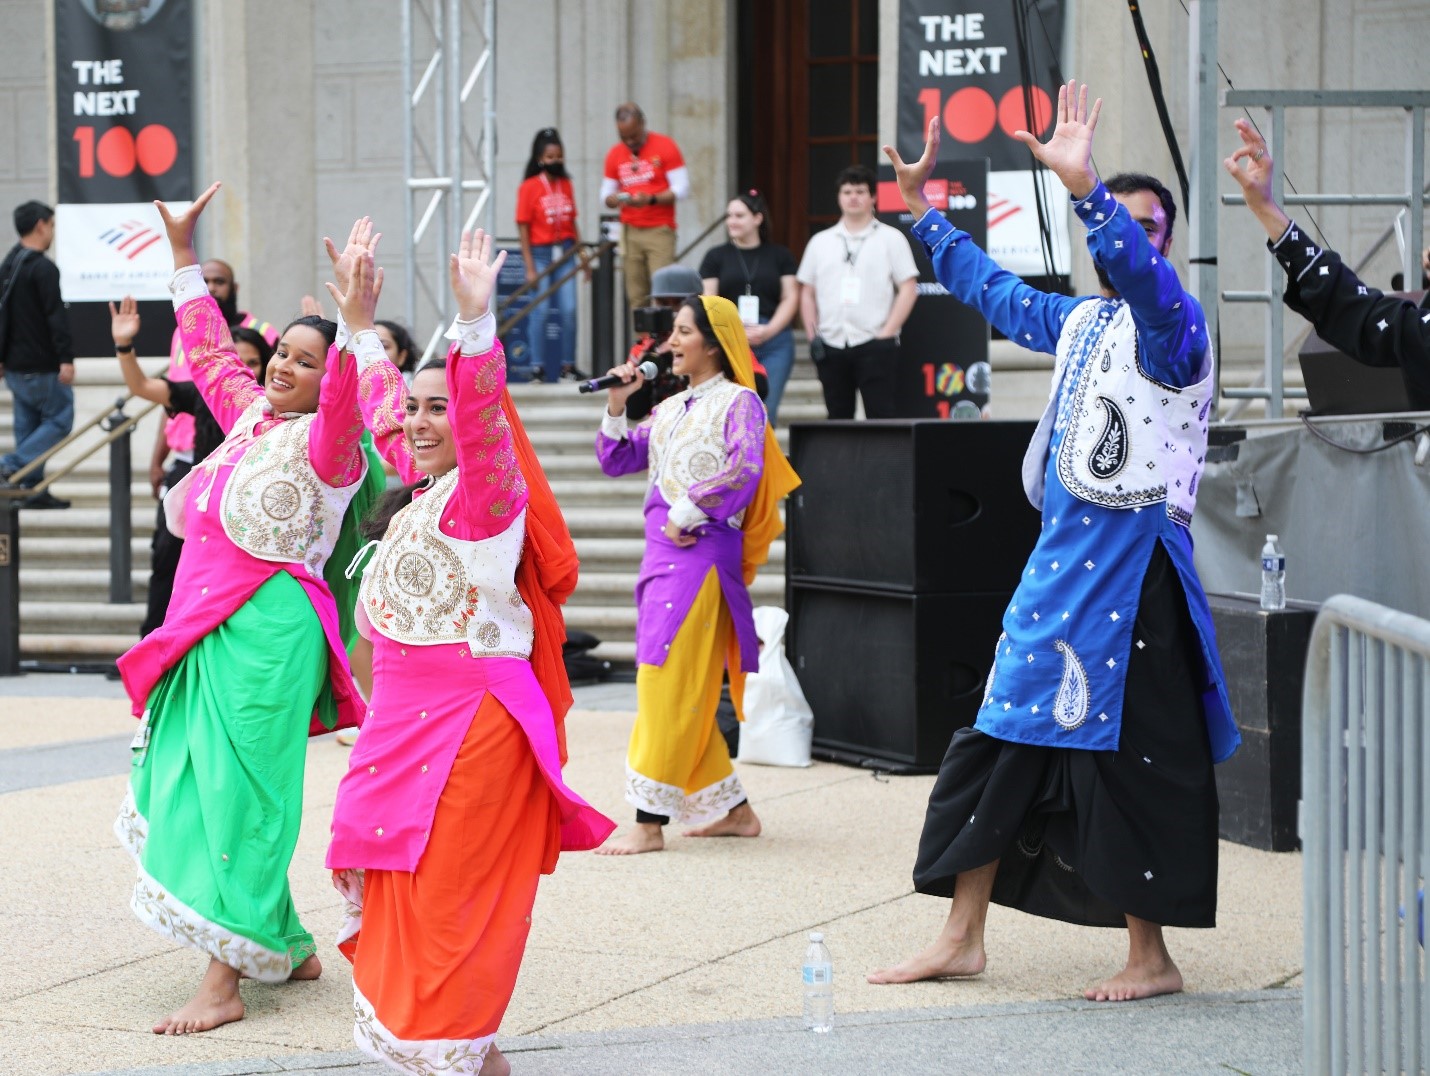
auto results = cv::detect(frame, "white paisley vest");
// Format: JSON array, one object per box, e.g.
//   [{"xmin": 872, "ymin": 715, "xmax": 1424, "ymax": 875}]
[
  {"xmin": 359, "ymin": 468, "xmax": 534, "ymax": 656},
  {"xmin": 1022, "ymin": 300, "xmax": 1214, "ymax": 527},
  {"xmin": 164, "ymin": 398, "xmax": 367, "ymax": 576},
  {"xmin": 648, "ymin": 375, "xmax": 756, "ymax": 528}
]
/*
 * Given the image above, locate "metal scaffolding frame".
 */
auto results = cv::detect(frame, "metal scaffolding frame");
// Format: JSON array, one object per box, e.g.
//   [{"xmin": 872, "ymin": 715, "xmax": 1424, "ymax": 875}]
[
  {"xmin": 1217, "ymin": 90, "xmax": 1430, "ymax": 417},
  {"xmin": 402, "ymin": 0, "xmax": 497, "ymax": 363}
]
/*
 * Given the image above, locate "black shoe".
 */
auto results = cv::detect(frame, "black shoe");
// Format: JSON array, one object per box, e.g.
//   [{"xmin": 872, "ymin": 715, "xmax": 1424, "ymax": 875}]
[
  {"xmin": 21, "ymin": 490, "xmax": 70, "ymax": 510},
  {"xmin": 564, "ymin": 364, "xmax": 589, "ymax": 381}
]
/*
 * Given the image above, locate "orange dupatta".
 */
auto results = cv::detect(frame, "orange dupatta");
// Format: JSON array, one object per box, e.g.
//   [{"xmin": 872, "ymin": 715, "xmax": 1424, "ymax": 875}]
[{"xmin": 503, "ymin": 387, "xmax": 579, "ymax": 764}]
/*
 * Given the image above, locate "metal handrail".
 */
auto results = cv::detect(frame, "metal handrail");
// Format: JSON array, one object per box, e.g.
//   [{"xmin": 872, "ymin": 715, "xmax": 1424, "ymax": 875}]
[
  {"xmin": 1216, "ymin": 90, "xmax": 1428, "ymax": 417},
  {"xmin": 1302, "ymin": 593, "xmax": 1430, "ymax": 1075},
  {"xmin": 0, "ymin": 395, "xmax": 158, "ymax": 499},
  {"xmin": 497, "ymin": 238, "xmax": 591, "ymax": 312},
  {"xmin": 498, "ymin": 240, "xmax": 614, "ymax": 338}
]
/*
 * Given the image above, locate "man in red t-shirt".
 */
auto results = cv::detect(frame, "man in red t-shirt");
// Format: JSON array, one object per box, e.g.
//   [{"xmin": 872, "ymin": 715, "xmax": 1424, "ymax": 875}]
[{"xmin": 601, "ymin": 102, "xmax": 690, "ymax": 311}]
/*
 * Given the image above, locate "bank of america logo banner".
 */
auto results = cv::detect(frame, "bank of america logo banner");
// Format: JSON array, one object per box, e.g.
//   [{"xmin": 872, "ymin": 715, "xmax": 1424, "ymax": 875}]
[
  {"xmin": 56, "ymin": 201, "xmax": 188, "ymax": 301},
  {"xmin": 99, "ymin": 219, "xmax": 163, "ymax": 260}
]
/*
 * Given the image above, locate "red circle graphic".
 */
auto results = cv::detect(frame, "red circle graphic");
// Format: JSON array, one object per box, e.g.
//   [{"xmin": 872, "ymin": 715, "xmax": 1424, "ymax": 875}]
[
  {"xmin": 943, "ymin": 87, "xmax": 997, "ymax": 144},
  {"xmin": 998, "ymin": 85, "xmax": 1054, "ymax": 140}
]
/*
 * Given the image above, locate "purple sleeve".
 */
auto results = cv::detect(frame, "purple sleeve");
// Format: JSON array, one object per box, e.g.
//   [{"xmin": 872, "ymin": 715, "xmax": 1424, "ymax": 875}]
[
  {"xmin": 686, "ymin": 391, "xmax": 766, "ymax": 524},
  {"xmin": 595, "ymin": 418, "xmax": 652, "ymax": 476}
]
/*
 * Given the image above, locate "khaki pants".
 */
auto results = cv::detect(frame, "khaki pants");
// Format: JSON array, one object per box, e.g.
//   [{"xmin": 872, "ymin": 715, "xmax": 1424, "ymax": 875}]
[{"xmin": 622, "ymin": 224, "xmax": 676, "ymax": 309}]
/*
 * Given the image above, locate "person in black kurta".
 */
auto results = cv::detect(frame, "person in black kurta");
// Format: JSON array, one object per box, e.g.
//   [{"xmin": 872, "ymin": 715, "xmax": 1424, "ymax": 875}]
[{"xmin": 1224, "ymin": 117, "xmax": 1430, "ymax": 404}]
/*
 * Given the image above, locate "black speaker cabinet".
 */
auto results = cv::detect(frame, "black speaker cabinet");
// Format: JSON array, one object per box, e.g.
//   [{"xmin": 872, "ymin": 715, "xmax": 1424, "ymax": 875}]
[
  {"xmin": 1209, "ymin": 593, "xmax": 1317, "ymax": 852},
  {"xmin": 787, "ymin": 582, "xmax": 1010, "ymax": 772},
  {"xmin": 786, "ymin": 420, "xmax": 1040, "ymax": 593}
]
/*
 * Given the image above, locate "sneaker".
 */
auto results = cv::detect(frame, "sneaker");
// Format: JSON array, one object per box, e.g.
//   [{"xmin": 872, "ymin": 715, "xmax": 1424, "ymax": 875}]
[
  {"xmin": 21, "ymin": 490, "xmax": 70, "ymax": 510},
  {"xmin": 336, "ymin": 728, "xmax": 359, "ymax": 747},
  {"xmin": 563, "ymin": 364, "xmax": 589, "ymax": 381}
]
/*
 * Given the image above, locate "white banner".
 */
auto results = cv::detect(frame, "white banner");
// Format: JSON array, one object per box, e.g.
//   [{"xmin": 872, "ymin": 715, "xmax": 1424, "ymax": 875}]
[
  {"xmin": 985, "ymin": 170, "xmax": 1072, "ymax": 278},
  {"xmin": 55, "ymin": 201, "xmax": 184, "ymax": 301}
]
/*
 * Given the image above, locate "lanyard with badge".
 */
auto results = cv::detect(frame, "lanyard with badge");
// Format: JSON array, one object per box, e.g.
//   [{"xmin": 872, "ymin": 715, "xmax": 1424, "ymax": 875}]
[
  {"xmin": 734, "ymin": 245, "xmax": 763, "ymax": 325},
  {"xmin": 840, "ymin": 225, "xmax": 871, "ymax": 306}
]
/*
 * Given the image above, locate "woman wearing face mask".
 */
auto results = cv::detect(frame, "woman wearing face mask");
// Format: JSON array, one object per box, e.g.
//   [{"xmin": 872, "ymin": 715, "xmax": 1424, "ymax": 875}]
[
  {"xmin": 515, "ymin": 127, "xmax": 580, "ymax": 383},
  {"xmin": 113, "ymin": 185, "xmax": 381, "ymax": 1036},
  {"xmin": 328, "ymin": 229, "xmax": 614, "ymax": 1075},
  {"xmin": 699, "ymin": 191, "xmax": 799, "ymax": 422},
  {"xmin": 593, "ymin": 295, "xmax": 800, "ymax": 855}
]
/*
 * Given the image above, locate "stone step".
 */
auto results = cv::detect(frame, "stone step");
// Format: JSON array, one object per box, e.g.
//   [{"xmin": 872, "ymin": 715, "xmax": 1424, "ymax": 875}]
[
  {"xmin": 15, "ymin": 535, "xmax": 150, "ymax": 567},
  {"xmin": 18, "ymin": 632, "xmax": 137, "ymax": 663},
  {"xmin": 13, "ymin": 507, "xmax": 156, "ymax": 538},
  {"xmin": 19, "ymin": 600, "xmax": 145, "ymax": 634},
  {"xmin": 19, "ymin": 568, "xmax": 150, "ymax": 602}
]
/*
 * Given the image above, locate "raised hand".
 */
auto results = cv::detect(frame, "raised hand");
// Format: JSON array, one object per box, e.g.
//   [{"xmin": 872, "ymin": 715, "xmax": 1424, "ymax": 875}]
[
  {"xmin": 882, "ymin": 115, "xmax": 942, "ymax": 220},
  {"xmin": 1223, "ymin": 119, "xmax": 1277, "ymax": 211},
  {"xmin": 153, "ymin": 181, "xmax": 221, "ymax": 269},
  {"xmin": 323, "ymin": 216, "xmax": 382, "ymax": 294},
  {"xmin": 1013, "ymin": 80, "xmax": 1101, "ymax": 199},
  {"xmin": 109, "ymin": 295, "xmax": 141, "ymax": 347},
  {"xmin": 449, "ymin": 229, "xmax": 507, "ymax": 322},
  {"xmin": 300, "ymin": 294, "xmax": 325, "ymax": 319},
  {"xmin": 324, "ymin": 249, "xmax": 384, "ymax": 336},
  {"xmin": 1223, "ymin": 118, "xmax": 1290, "ymax": 240}
]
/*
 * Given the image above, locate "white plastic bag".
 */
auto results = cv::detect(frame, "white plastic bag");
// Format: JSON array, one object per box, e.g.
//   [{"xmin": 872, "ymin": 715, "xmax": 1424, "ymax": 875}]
[{"xmin": 737, "ymin": 606, "xmax": 814, "ymax": 767}]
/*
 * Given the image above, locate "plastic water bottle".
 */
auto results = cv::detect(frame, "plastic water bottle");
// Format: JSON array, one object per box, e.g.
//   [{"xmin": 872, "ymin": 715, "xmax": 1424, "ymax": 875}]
[
  {"xmin": 802, "ymin": 931, "xmax": 833, "ymax": 1033},
  {"xmin": 1260, "ymin": 534, "xmax": 1286, "ymax": 611}
]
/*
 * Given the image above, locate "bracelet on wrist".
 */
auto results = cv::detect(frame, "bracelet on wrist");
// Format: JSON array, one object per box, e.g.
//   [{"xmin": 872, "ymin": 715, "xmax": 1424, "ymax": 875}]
[{"xmin": 115, "ymin": 343, "xmax": 135, "ymax": 354}]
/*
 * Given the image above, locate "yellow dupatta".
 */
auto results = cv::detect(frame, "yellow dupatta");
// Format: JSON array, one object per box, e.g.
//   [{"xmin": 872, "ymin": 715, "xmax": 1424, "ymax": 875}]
[{"xmin": 698, "ymin": 295, "xmax": 801, "ymax": 585}]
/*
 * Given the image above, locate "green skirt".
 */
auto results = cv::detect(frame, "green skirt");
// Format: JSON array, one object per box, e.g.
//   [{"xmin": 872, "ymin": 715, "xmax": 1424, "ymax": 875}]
[{"xmin": 115, "ymin": 572, "xmax": 328, "ymax": 981}]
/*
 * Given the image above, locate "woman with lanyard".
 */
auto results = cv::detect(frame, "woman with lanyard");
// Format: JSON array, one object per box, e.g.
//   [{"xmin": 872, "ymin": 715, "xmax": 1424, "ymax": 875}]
[
  {"xmin": 593, "ymin": 294, "xmax": 800, "ymax": 854},
  {"xmin": 515, "ymin": 127, "xmax": 580, "ymax": 383},
  {"xmin": 699, "ymin": 190, "xmax": 799, "ymax": 422},
  {"xmin": 328, "ymin": 228, "xmax": 613, "ymax": 1073}
]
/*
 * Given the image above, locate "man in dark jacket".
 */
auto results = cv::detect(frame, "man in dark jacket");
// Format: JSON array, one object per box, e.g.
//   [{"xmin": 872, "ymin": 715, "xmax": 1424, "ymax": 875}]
[
  {"xmin": 0, "ymin": 201, "xmax": 74, "ymax": 508},
  {"xmin": 1225, "ymin": 119, "xmax": 1430, "ymax": 408}
]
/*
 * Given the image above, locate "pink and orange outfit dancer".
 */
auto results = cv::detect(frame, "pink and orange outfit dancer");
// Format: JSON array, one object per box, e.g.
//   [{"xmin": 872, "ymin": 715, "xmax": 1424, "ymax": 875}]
[
  {"xmin": 326, "ymin": 228, "xmax": 614, "ymax": 1074},
  {"xmin": 113, "ymin": 184, "xmax": 371, "ymax": 1035}
]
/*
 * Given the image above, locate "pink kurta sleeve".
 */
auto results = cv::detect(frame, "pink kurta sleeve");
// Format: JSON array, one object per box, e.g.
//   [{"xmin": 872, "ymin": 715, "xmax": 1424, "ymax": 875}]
[
  {"xmin": 446, "ymin": 332, "xmax": 530, "ymax": 539},
  {"xmin": 357, "ymin": 355, "xmax": 418, "ymax": 482},
  {"xmin": 172, "ymin": 289, "xmax": 263, "ymax": 434},
  {"xmin": 306, "ymin": 347, "xmax": 366, "ymax": 487}
]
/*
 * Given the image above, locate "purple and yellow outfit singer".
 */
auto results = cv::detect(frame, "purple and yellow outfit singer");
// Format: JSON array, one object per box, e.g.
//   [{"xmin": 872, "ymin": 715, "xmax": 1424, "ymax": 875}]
[{"xmin": 595, "ymin": 295, "xmax": 799, "ymax": 822}]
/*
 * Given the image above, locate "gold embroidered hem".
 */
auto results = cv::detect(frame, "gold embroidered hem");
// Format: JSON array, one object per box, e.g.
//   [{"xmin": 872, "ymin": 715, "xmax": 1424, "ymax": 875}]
[
  {"xmin": 623, "ymin": 765, "xmax": 747, "ymax": 825},
  {"xmin": 113, "ymin": 784, "xmax": 147, "ymax": 861},
  {"xmin": 130, "ymin": 866, "xmax": 293, "ymax": 982},
  {"xmin": 353, "ymin": 984, "xmax": 494, "ymax": 1075}
]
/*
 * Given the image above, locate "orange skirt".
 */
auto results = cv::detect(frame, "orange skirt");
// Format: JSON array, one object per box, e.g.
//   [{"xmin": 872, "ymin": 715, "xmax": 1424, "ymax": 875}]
[{"xmin": 343, "ymin": 690, "xmax": 560, "ymax": 1070}]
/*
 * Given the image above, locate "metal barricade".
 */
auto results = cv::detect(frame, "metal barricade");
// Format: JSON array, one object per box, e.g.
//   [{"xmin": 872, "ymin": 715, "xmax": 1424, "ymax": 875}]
[{"xmin": 1303, "ymin": 594, "xmax": 1430, "ymax": 1073}]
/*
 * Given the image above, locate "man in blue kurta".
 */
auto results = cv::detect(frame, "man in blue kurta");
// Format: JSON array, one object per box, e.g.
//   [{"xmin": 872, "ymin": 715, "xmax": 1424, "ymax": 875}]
[{"xmin": 868, "ymin": 82, "xmax": 1238, "ymax": 1003}]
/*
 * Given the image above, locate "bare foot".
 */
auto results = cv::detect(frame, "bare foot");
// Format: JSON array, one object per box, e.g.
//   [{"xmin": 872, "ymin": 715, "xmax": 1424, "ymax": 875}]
[
  {"xmin": 1083, "ymin": 959, "xmax": 1183, "ymax": 1002},
  {"xmin": 594, "ymin": 822, "xmax": 665, "ymax": 855},
  {"xmin": 867, "ymin": 932, "xmax": 987, "ymax": 984},
  {"xmin": 152, "ymin": 959, "xmax": 244, "ymax": 1035},
  {"xmin": 683, "ymin": 802, "xmax": 762, "ymax": 838},
  {"xmin": 288, "ymin": 953, "xmax": 322, "ymax": 981},
  {"xmin": 480, "ymin": 1044, "xmax": 511, "ymax": 1076}
]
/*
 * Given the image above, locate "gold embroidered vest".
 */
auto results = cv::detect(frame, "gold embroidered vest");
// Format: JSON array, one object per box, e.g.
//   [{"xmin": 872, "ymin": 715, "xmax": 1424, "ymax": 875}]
[
  {"xmin": 647, "ymin": 376, "xmax": 754, "ymax": 527},
  {"xmin": 359, "ymin": 468, "xmax": 534, "ymax": 655},
  {"xmin": 164, "ymin": 399, "xmax": 367, "ymax": 577}
]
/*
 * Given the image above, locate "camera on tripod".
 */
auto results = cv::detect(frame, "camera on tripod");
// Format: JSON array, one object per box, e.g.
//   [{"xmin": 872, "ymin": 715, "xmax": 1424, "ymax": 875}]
[{"xmin": 631, "ymin": 305, "xmax": 675, "ymax": 337}]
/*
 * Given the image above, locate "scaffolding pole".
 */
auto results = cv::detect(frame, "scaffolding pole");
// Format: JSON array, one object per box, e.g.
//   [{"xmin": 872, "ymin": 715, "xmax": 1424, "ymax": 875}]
[{"xmin": 403, "ymin": 0, "xmax": 497, "ymax": 362}]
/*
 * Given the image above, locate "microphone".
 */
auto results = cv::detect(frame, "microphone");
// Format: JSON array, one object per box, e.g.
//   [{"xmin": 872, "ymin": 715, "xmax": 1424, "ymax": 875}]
[{"xmin": 577, "ymin": 360, "xmax": 658, "ymax": 394}]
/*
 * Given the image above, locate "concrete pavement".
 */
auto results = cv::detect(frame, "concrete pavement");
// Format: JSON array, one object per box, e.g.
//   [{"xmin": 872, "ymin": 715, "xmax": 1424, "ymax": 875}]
[{"xmin": 0, "ymin": 673, "xmax": 1304, "ymax": 1075}]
